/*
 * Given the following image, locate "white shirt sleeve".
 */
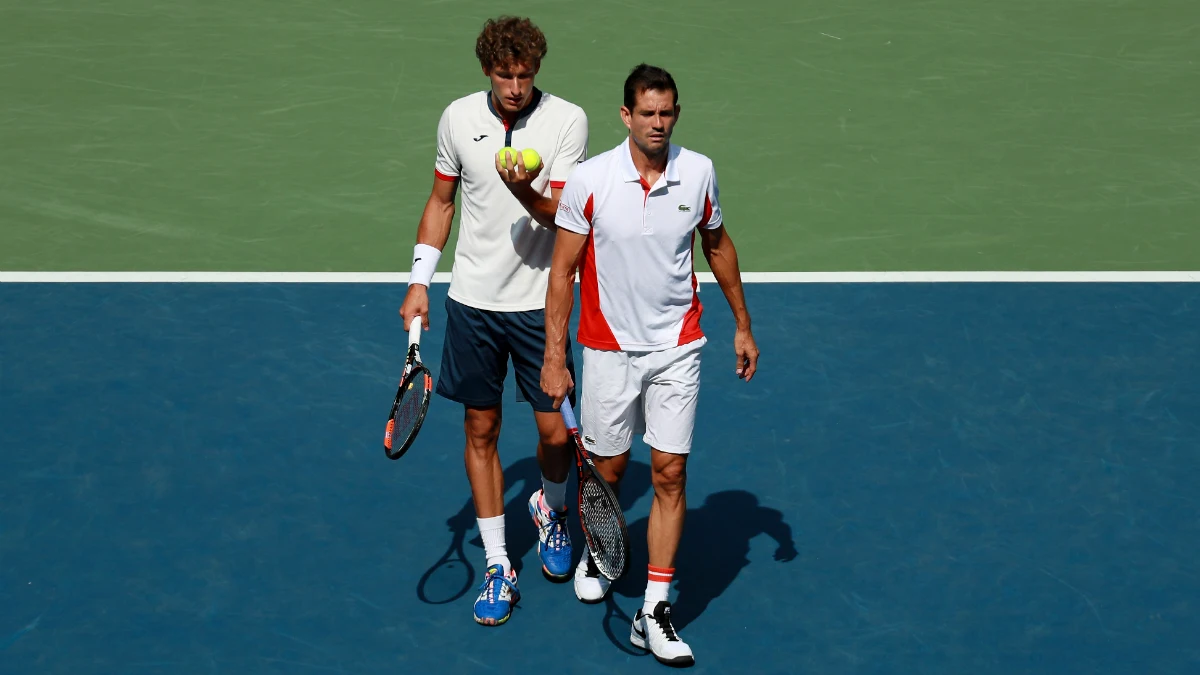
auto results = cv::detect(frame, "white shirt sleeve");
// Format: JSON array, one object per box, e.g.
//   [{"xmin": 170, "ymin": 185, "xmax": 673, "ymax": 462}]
[
  {"xmin": 549, "ymin": 109, "xmax": 589, "ymax": 188},
  {"xmin": 554, "ymin": 169, "xmax": 592, "ymax": 235},
  {"xmin": 700, "ymin": 162, "xmax": 723, "ymax": 229},
  {"xmin": 434, "ymin": 105, "xmax": 460, "ymax": 179}
]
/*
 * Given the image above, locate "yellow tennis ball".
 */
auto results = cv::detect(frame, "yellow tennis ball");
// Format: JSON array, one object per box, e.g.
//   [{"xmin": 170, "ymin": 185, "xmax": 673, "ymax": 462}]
[
  {"xmin": 521, "ymin": 148, "xmax": 542, "ymax": 172},
  {"xmin": 498, "ymin": 147, "xmax": 518, "ymax": 169}
]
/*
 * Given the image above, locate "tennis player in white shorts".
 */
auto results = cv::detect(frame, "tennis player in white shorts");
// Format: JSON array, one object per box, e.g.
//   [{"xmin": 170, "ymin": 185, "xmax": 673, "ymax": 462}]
[
  {"xmin": 582, "ymin": 337, "xmax": 707, "ymax": 457},
  {"xmin": 541, "ymin": 63, "xmax": 760, "ymax": 667}
]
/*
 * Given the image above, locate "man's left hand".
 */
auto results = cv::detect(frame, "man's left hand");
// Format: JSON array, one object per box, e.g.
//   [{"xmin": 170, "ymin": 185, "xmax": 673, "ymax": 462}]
[{"xmin": 734, "ymin": 327, "xmax": 759, "ymax": 382}]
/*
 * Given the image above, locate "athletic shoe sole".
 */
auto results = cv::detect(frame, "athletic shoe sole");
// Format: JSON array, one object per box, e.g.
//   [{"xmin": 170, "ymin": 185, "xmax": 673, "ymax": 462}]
[{"xmin": 474, "ymin": 612, "xmax": 513, "ymax": 627}]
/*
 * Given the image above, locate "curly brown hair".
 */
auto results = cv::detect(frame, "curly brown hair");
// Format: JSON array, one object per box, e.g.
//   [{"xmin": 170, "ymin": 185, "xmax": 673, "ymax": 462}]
[{"xmin": 475, "ymin": 16, "xmax": 548, "ymax": 72}]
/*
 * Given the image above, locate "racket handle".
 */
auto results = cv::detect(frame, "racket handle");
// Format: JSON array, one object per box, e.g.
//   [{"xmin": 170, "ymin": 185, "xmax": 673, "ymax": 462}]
[
  {"xmin": 408, "ymin": 315, "xmax": 422, "ymax": 346},
  {"xmin": 559, "ymin": 398, "xmax": 579, "ymax": 432}
]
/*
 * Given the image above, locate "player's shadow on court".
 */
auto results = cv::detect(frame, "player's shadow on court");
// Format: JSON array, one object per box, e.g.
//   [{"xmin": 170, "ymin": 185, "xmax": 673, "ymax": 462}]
[
  {"xmin": 614, "ymin": 490, "xmax": 797, "ymax": 632},
  {"xmin": 416, "ymin": 456, "xmax": 653, "ymax": 606}
]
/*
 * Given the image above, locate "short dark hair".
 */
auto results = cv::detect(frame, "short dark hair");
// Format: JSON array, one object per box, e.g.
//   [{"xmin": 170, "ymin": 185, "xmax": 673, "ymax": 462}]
[
  {"xmin": 475, "ymin": 16, "xmax": 548, "ymax": 72},
  {"xmin": 623, "ymin": 63, "xmax": 678, "ymax": 111}
]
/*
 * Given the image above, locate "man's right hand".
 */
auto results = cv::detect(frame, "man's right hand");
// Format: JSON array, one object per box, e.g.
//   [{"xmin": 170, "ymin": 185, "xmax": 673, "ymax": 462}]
[
  {"xmin": 540, "ymin": 358, "xmax": 574, "ymax": 409},
  {"xmin": 399, "ymin": 285, "xmax": 431, "ymax": 331}
]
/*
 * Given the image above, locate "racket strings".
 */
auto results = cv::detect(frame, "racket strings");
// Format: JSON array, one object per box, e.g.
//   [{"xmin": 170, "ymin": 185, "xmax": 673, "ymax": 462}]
[
  {"xmin": 579, "ymin": 475, "xmax": 627, "ymax": 579},
  {"xmin": 393, "ymin": 377, "xmax": 427, "ymax": 439}
]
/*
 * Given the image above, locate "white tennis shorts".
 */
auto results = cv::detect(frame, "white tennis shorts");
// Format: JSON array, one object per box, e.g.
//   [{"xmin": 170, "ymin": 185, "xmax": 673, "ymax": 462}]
[{"xmin": 580, "ymin": 337, "xmax": 706, "ymax": 456}]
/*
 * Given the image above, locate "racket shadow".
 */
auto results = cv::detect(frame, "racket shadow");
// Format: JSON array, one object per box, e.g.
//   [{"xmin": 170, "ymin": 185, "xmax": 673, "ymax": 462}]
[
  {"xmin": 615, "ymin": 490, "xmax": 797, "ymax": 631},
  {"xmin": 600, "ymin": 594, "xmax": 644, "ymax": 657},
  {"xmin": 415, "ymin": 505, "xmax": 477, "ymax": 605},
  {"xmin": 416, "ymin": 456, "xmax": 552, "ymax": 604}
]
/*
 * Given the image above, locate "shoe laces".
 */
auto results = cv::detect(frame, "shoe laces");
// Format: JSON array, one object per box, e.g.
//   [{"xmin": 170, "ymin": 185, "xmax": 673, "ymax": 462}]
[
  {"xmin": 539, "ymin": 501, "xmax": 569, "ymax": 552},
  {"xmin": 479, "ymin": 567, "xmax": 517, "ymax": 603},
  {"xmin": 650, "ymin": 605, "xmax": 681, "ymax": 642}
]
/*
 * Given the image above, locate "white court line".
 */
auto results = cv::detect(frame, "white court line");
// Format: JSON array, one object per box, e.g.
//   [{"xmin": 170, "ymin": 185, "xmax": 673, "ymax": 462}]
[{"xmin": 0, "ymin": 271, "xmax": 1198, "ymax": 283}]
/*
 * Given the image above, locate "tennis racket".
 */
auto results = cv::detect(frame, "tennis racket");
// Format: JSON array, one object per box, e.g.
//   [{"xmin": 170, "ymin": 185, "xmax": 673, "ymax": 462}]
[
  {"xmin": 384, "ymin": 315, "xmax": 433, "ymax": 460},
  {"xmin": 560, "ymin": 398, "xmax": 631, "ymax": 581}
]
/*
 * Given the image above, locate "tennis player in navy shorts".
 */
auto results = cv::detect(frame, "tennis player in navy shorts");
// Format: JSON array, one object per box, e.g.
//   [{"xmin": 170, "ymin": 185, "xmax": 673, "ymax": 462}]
[{"xmin": 398, "ymin": 16, "xmax": 589, "ymax": 627}]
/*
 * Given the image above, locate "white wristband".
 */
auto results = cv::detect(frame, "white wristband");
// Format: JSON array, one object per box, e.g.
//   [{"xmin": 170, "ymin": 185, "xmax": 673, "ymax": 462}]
[{"xmin": 408, "ymin": 243, "xmax": 442, "ymax": 287}]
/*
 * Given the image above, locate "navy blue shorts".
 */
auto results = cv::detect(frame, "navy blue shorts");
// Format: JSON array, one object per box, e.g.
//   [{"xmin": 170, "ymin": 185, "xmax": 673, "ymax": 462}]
[{"xmin": 436, "ymin": 296, "xmax": 576, "ymax": 412}]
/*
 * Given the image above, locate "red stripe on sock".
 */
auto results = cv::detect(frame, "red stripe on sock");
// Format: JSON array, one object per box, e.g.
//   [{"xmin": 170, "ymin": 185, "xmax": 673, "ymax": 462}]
[{"xmin": 647, "ymin": 565, "xmax": 675, "ymax": 582}]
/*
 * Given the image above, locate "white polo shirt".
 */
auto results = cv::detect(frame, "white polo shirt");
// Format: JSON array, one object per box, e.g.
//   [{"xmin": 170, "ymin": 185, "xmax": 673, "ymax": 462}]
[
  {"xmin": 433, "ymin": 89, "xmax": 588, "ymax": 311},
  {"xmin": 555, "ymin": 139, "xmax": 724, "ymax": 352}
]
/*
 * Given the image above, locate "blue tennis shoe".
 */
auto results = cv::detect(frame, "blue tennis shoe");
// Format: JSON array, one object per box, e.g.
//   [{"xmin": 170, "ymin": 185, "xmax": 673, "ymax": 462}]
[
  {"xmin": 528, "ymin": 489, "xmax": 573, "ymax": 581},
  {"xmin": 473, "ymin": 563, "xmax": 519, "ymax": 626}
]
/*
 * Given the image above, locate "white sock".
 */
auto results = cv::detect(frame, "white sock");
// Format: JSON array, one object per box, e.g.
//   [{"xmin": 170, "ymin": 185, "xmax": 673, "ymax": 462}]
[
  {"xmin": 477, "ymin": 515, "xmax": 510, "ymax": 572},
  {"xmin": 643, "ymin": 565, "xmax": 674, "ymax": 614},
  {"xmin": 541, "ymin": 476, "xmax": 568, "ymax": 513}
]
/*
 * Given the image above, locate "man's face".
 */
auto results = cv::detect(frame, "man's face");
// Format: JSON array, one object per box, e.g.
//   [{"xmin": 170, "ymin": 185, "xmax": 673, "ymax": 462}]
[
  {"xmin": 486, "ymin": 60, "xmax": 538, "ymax": 114},
  {"xmin": 621, "ymin": 88, "xmax": 679, "ymax": 157}
]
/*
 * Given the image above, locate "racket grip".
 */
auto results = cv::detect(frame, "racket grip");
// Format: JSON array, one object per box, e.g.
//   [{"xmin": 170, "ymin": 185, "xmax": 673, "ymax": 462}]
[
  {"xmin": 408, "ymin": 315, "xmax": 422, "ymax": 346},
  {"xmin": 559, "ymin": 398, "xmax": 579, "ymax": 432}
]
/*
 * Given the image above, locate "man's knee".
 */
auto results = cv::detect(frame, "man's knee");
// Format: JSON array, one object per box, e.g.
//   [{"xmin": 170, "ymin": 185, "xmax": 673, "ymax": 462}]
[
  {"xmin": 530, "ymin": 409, "xmax": 572, "ymax": 451},
  {"xmin": 651, "ymin": 454, "xmax": 687, "ymax": 497},
  {"xmin": 593, "ymin": 451, "xmax": 631, "ymax": 485},
  {"xmin": 464, "ymin": 406, "xmax": 502, "ymax": 453},
  {"xmin": 537, "ymin": 423, "xmax": 570, "ymax": 450}
]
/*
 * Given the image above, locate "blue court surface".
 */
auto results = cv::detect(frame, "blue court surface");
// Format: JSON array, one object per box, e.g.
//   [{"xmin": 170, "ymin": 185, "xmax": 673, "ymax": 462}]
[{"xmin": 2, "ymin": 282, "xmax": 1198, "ymax": 674}]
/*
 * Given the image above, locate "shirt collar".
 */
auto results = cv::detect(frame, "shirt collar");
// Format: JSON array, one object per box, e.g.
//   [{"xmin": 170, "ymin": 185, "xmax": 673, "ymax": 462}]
[
  {"xmin": 619, "ymin": 138, "xmax": 681, "ymax": 188},
  {"xmin": 485, "ymin": 88, "xmax": 544, "ymax": 127}
]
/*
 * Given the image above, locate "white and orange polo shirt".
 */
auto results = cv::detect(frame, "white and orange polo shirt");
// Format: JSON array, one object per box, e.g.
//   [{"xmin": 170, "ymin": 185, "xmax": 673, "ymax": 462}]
[{"xmin": 554, "ymin": 139, "xmax": 724, "ymax": 352}]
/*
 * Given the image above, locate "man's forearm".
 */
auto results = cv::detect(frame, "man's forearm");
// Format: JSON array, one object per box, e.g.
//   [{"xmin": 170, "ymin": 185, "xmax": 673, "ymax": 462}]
[
  {"xmin": 512, "ymin": 185, "xmax": 560, "ymax": 230},
  {"xmin": 544, "ymin": 269, "xmax": 575, "ymax": 364},
  {"xmin": 416, "ymin": 199, "xmax": 455, "ymax": 250},
  {"xmin": 408, "ymin": 191, "xmax": 456, "ymax": 288},
  {"xmin": 705, "ymin": 233, "xmax": 751, "ymax": 330}
]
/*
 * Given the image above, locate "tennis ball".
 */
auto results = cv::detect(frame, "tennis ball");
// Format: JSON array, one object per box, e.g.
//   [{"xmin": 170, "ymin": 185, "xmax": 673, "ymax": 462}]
[
  {"xmin": 498, "ymin": 147, "xmax": 519, "ymax": 169},
  {"xmin": 521, "ymin": 148, "xmax": 542, "ymax": 172}
]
